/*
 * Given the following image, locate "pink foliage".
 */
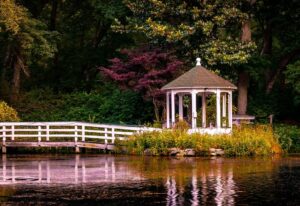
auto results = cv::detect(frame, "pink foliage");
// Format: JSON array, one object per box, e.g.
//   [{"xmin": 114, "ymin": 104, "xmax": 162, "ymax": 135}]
[{"xmin": 100, "ymin": 47, "xmax": 183, "ymax": 101}]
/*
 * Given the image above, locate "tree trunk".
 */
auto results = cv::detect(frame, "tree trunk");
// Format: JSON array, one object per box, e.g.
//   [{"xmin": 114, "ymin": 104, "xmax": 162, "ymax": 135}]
[
  {"xmin": 50, "ymin": 0, "xmax": 58, "ymax": 30},
  {"xmin": 236, "ymin": 0, "xmax": 256, "ymax": 114},
  {"xmin": 237, "ymin": 20, "xmax": 252, "ymax": 115},
  {"xmin": 261, "ymin": 21, "xmax": 272, "ymax": 55},
  {"xmin": 11, "ymin": 59, "xmax": 21, "ymax": 103},
  {"xmin": 241, "ymin": 21, "xmax": 252, "ymax": 42},
  {"xmin": 266, "ymin": 48, "xmax": 300, "ymax": 93},
  {"xmin": 152, "ymin": 98, "xmax": 160, "ymax": 122},
  {"xmin": 237, "ymin": 71, "xmax": 249, "ymax": 115}
]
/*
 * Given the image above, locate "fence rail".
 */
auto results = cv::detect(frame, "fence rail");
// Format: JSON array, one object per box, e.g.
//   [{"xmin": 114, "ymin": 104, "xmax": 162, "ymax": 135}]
[{"xmin": 0, "ymin": 122, "xmax": 160, "ymax": 152}]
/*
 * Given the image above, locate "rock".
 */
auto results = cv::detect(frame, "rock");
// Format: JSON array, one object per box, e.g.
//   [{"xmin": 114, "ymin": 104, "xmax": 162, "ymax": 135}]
[
  {"xmin": 184, "ymin": 149, "xmax": 196, "ymax": 156},
  {"xmin": 209, "ymin": 148, "xmax": 216, "ymax": 153},
  {"xmin": 143, "ymin": 149, "xmax": 152, "ymax": 156},
  {"xmin": 176, "ymin": 150, "xmax": 185, "ymax": 157},
  {"xmin": 210, "ymin": 152, "xmax": 217, "ymax": 156},
  {"xmin": 169, "ymin": 148, "xmax": 180, "ymax": 156},
  {"xmin": 215, "ymin": 149, "xmax": 225, "ymax": 156}
]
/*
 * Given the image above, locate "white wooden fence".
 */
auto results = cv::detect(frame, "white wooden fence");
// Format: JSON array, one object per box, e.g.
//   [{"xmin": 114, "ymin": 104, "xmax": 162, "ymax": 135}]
[{"xmin": 0, "ymin": 122, "xmax": 160, "ymax": 145}]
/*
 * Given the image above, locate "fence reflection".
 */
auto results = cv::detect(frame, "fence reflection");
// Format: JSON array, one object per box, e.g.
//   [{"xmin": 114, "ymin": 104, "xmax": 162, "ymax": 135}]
[{"xmin": 0, "ymin": 155, "xmax": 142, "ymax": 184}]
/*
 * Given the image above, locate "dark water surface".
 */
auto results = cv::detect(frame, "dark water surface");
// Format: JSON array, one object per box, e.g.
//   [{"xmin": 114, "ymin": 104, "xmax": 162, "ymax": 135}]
[{"xmin": 0, "ymin": 154, "xmax": 299, "ymax": 206}]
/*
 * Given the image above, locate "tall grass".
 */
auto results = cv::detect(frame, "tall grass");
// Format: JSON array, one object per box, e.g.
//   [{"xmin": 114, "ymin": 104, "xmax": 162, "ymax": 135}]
[{"xmin": 117, "ymin": 125, "xmax": 282, "ymax": 156}]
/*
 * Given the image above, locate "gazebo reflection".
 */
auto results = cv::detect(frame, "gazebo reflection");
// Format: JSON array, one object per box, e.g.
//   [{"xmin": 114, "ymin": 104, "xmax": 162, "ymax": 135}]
[{"xmin": 165, "ymin": 161, "xmax": 236, "ymax": 206}]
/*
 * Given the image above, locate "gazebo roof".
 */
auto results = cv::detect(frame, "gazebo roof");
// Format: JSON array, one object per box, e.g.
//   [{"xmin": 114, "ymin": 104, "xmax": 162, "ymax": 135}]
[{"xmin": 162, "ymin": 64, "xmax": 237, "ymax": 91}]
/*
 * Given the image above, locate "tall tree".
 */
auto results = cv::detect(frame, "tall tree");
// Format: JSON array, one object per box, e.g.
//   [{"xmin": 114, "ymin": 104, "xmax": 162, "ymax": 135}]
[{"xmin": 0, "ymin": 0, "xmax": 57, "ymax": 102}]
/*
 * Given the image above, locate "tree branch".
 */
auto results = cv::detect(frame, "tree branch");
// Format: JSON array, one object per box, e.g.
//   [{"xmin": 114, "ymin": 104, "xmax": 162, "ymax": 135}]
[{"xmin": 266, "ymin": 48, "xmax": 300, "ymax": 93}]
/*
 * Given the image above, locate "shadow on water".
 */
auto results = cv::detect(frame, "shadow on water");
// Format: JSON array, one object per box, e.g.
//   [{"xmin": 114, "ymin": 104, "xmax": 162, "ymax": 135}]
[{"xmin": 0, "ymin": 154, "xmax": 299, "ymax": 205}]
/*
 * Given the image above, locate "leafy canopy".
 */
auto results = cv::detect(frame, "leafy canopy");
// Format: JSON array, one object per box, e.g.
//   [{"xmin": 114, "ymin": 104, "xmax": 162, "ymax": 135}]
[{"xmin": 122, "ymin": 0, "xmax": 256, "ymax": 65}]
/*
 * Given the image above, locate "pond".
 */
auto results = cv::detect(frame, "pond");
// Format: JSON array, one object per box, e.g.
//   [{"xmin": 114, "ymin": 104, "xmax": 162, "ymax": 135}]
[{"xmin": 0, "ymin": 154, "xmax": 299, "ymax": 205}]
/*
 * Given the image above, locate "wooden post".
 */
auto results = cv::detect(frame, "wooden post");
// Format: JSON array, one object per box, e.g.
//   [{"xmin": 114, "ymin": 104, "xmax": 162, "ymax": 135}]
[
  {"xmin": 166, "ymin": 92, "xmax": 170, "ymax": 128},
  {"xmin": 104, "ymin": 128, "xmax": 108, "ymax": 144},
  {"xmin": 38, "ymin": 125, "xmax": 42, "ymax": 144},
  {"xmin": 178, "ymin": 94, "xmax": 183, "ymax": 120},
  {"xmin": 74, "ymin": 125, "xmax": 78, "ymax": 143},
  {"xmin": 11, "ymin": 125, "xmax": 15, "ymax": 141},
  {"xmin": 46, "ymin": 125, "xmax": 50, "ymax": 141},
  {"xmin": 74, "ymin": 125, "xmax": 78, "ymax": 153},
  {"xmin": 202, "ymin": 92, "xmax": 206, "ymax": 128},
  {"xmin": 228, "ymin": 91, "xmax": 233, "ymax": 128},
  {"xmin": 111, "ymin": 127, "xmax": 115, "ymax": 144},
  {"xmin": 82, "ymin": 125, "xmax": 85, "ymax": 142},
  {"xmin": 171, "ymin": 91, "xmax": 175, "ymax": 127},
  {"xmin": 192, "ymin": 91, "xmax": 197, "ymax": 128},
  {"xmin": 216, "ymin": 89, "xmax": 221, "ymax": 128},
  {"xmin": 2, "ymin": 126, "xmax": 6, "ymax": 154}
]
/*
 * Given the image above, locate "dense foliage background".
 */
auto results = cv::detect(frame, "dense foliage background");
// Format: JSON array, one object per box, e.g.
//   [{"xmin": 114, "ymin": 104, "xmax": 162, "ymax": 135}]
[{"xmin": 0, "ymin": 0, "xmax": 299, "ymax": 126}]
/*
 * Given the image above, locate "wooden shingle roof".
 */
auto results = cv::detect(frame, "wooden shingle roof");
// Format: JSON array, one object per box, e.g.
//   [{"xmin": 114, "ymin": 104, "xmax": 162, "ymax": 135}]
[{"xmin": 162, "ymin": 66, "xmax": 237, "ymax": 90}]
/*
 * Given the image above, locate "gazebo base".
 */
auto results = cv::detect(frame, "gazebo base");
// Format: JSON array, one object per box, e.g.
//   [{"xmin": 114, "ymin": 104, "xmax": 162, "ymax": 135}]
[{"xmin": 188, "ymin": 128, "xmax": 232, "ymax": 135}]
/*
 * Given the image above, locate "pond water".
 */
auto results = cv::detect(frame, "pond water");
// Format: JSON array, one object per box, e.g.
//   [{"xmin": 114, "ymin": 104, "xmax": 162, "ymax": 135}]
[{"xmin": 0, "ymin": 154, "xmax": 299, "ymax": 205}]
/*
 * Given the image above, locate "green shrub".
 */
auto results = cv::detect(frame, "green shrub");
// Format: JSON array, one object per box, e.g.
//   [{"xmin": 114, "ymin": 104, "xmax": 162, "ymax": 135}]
[
  {"xmin": 275, "ymin": 124, "xmax": 300, "ymax": 153},
  {"xmin": 16, "ymin": 87, "xmax": 153, "ymax": 124},
  {"xmin": 0, "ymin": 101, "xmax": 20, "ymax": 121},
  {"xmin": 119, "ymin": 125, "xmax": 282, "ymax": 156}
]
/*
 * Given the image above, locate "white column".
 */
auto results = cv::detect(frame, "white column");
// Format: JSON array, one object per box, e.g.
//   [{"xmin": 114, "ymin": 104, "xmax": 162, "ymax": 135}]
[
  {"xmin": 228, "ymin": 91, "xmax": 233, "ymax": 128},
  {"xmin": 222, "ymin": 93, "xmax": 226, "ymax": 117},
  {"xmin": 171, "ymin": 91, "xmax": 176, "ymax": 126},
  {"xmin": 192, "ymin": 91, "xmax": 197, "ymax": 128},
  {"xmin": 216, "ymin": 89, "xmax": 221, "ymax": 128},
  {"xmin": 166, "ymin": 92, "xmax": 170, "ymax": 128},
  {"xmin": 202, "ymin": 93, "xmax": 206, "ymax": 128},
  {"xmin": 178, "ymin": 94, "xmax": 183, "ymax": 120}
]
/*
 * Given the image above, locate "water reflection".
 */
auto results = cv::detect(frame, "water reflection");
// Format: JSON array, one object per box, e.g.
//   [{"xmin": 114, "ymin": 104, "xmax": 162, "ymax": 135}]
[
  {"xmin": 165, "ymin": 166, "xmax": 236, "ymax": 205},
  {"xmin": 0, "ymin": 155, "xmax": 143, "ymax": 184},
  {"xmin": 0, "ymin": 155, "xmax": 294, "ymax": 205}
]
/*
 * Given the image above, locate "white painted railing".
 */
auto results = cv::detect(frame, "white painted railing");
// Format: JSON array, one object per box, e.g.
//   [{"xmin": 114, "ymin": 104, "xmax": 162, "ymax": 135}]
[{"xmin": 0, "ymin": 122, "xmax": 160, "ymax": 145}]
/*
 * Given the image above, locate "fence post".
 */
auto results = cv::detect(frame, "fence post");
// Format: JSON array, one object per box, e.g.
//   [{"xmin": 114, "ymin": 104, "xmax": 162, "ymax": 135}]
[
  {"xmin": 46, "ymin": 125, "xmax": 50, "ymax": 141},
  {"xmin": 11, "ymin": 125, "xmax": 15, "ymax": 141},
  {"xmin": 38, "ymin": 125, "xmax": 42, "ymax": 144},
  {"xmin": 82, "ymin": 125, "xmax": 85, "ymax": 142},
  {"xmin": 111, "ymin": 127, "xmax": 115, "ymax": 144},
  {"xmin": 74, "ymin": 125, "xmax": 80, "ymax": 153},
  {"xmin": 2, "ymin": 126, "xmax": 6, "ymax": 154},
  {"xmin": 75, "ymin": 125, "xmax": 78, "ymax": 144},
  {"xmin": 104, "ymin": 128, "xmax": 108, "ymax": 144}
]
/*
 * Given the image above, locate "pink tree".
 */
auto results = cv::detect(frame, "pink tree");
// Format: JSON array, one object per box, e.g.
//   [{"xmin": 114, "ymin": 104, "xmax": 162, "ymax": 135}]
[{"xmin": 100, "ymin": 47, "xmax": 183, "ymax": 122}]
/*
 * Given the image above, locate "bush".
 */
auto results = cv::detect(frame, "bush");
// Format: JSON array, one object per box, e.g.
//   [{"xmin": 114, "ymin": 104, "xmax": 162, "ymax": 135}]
[
  {"xmin": 0, "ymin": 101, "xmax": 20, "ymax": 121},
  {"xmin": 119, "ymin": 125, "xmax": 282, "ymax": 156},
  {"xmin": 16, "ymin": 87, "xmax": 153, "ymax": 124},
  {"xmin": 274, "ymin": 124, "xmax": 300, "ymax": 153}
]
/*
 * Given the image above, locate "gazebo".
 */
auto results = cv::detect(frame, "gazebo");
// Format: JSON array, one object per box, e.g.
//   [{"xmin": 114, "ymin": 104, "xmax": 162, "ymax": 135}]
[{"xmin": 161, "ymin": 58, "xmax": 237, "ymax": 134}]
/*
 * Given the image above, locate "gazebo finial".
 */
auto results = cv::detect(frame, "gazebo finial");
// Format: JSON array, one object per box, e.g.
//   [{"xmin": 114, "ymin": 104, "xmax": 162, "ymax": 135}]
[{"xmin": 196, "ymin": 57, "xmax": 201, "ymax": 66}]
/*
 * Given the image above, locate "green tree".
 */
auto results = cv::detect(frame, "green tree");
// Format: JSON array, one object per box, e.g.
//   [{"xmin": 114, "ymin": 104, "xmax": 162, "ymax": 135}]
[{"xmin": 0, "ymin": 0, "xmax": 58, "ymax": 102}]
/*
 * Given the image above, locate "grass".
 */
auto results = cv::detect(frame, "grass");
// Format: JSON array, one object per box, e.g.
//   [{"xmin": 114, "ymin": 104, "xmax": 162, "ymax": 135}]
[{"xmin": 116, "ymin": 124, "xmax": 282, "ymax": 156}]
